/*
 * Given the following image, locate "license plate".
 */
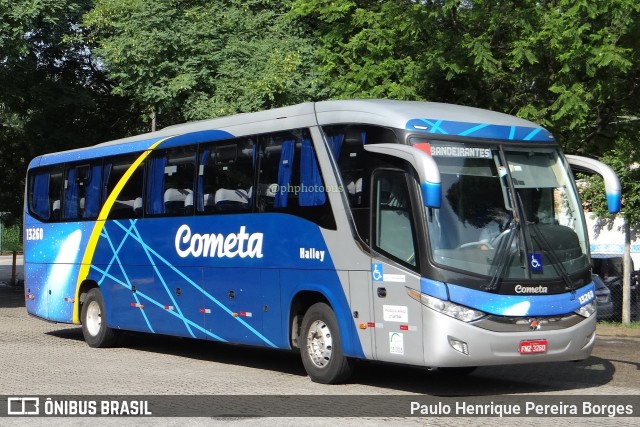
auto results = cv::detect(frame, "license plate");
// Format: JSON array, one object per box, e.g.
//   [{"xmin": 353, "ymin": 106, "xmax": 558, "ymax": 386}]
[{"xmin": 518, "ymin": 339, "xmax": 548, "ymax": 354}]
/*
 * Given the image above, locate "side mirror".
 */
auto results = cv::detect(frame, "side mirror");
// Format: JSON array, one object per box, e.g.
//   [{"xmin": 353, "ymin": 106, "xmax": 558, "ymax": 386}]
[
  {"xmin": 364, "ymin": 144, "xmax": 441, "ymax": 208},
  {"xmin": 565, "ymin": 155, "xmax": 621, "ymax": 214}
]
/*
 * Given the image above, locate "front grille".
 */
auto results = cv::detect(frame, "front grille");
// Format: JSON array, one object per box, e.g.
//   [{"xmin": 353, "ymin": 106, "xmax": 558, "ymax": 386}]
[{"xmin": 472, "ymin": 313, "xmax": 584, "ymax": 332}]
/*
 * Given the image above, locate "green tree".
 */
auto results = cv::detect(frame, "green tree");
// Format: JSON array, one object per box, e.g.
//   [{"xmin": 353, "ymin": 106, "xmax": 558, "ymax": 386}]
[
  {"xmin": 289, "ymin": 0, "xmax": 430, "ymax": 100},
  {"xmin": 84, "ymin": 0, "xmax": 319, "ymax": 125},
  {"xmin": 1, "ymin": 0, "xmax": 140, "ymax": 220},
  {"xmin": 1, "ymin": 223, "xmax": 23, "ymax": 253},
  {"xmin": 578, "ymin": 139, "xmax": 640, "ymax": 228},
  {"xmin": 292, "ymin": 0, "xmax": 640, "ymax": 223}
]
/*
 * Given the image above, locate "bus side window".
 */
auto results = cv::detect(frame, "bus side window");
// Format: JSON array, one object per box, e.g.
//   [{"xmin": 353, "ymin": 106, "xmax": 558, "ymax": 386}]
[
  {"xmin": 63, "ymin": 164, "xmax": 101, "ymax": 220},
  {"xmin": 62, "ymin": 167, "xmax": 80, "ymax": 220},
  {"xmin": 197, "ymin": 139, "xmax": 255, "ymax": 214},
  {"xmin": 323, "ymin": 124, "xmax": 397, "ymax": 210},
  {"xmin": 324, "ymin": 125, "xmax": 393, "ymax": 241},
  {"xmin": 83, "ymin": 164, "xmax": 102, "ymax": 219},
  {"xmin": 49, "ymin": 167, "xmax": 63, "ymax": 221},
  {"xmin": 257, "ymin": 130, "xmax": 335, "ymax": 228},
  {"xmin": 104, "ymin": 155, "xmax": 144, "ymax": 220},
  {"xmin": 257, "ymin": 135, "xmax": 296, "ymax": 212},
  {"xmin": 29, "ymin": 170, "xmax": 53, "ymax": 221},
  {"xmin": 147, "ymin": 146, "xmax": 196, "ymax": 216},
  {"xmin": 337, "ymin": 130, "xmax": 366, "ymax": 207},
  {"xmin": 372, "ymin": 170, "xmax": 418, "ymax": 268}
]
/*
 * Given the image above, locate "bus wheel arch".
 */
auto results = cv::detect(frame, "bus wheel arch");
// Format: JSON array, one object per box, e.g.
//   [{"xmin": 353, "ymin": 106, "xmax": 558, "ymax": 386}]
[
  {"xmin": 77, "ymin": 280, "xmax": 99, "ymax": 323},
  {"xmin": 299, "ymin": 301, "xmax": 355, "ymax": 384},
  {"xmin": 79, "ymin": 284, "xmax": 120, "ymax": 348},
  {"xmin": 289, "ymin": 291, "xmax": 330, "ymax": 350}
]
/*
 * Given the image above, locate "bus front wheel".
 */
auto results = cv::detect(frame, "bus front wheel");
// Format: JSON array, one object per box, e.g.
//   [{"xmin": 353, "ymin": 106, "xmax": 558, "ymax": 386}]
[
  {"xmin": 81, "ymin": 288, "xmax": 119, "ymax": 348},
  {"xmin": 300, "ymin": 302, "xmax": 354, "ymax": 384}
]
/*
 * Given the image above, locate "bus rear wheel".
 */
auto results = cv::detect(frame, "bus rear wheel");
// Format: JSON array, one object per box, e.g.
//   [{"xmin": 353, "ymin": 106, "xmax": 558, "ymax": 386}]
[
  {"xmin": 300, "ymin": 302, "xmax": 354, "ymax": 384},
  {"xmin": 81, "ymin": 288, "xmax": 119, "ymax": 348}
]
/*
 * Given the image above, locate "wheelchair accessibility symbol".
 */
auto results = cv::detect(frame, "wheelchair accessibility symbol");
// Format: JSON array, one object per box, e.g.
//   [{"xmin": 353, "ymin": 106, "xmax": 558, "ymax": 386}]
[
  {"xmin": 372, "ymin": 264, "xmax": 383, "ymax": 281},
  {"xmin": 529, "ymin": 253, "xmax": 543, "ymax": 271}
]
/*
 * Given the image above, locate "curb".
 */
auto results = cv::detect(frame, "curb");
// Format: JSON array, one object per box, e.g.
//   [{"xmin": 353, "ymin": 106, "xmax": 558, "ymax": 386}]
[{"xmin": 596, "ymin": 324, "xmax": 640, "ymax": 339}]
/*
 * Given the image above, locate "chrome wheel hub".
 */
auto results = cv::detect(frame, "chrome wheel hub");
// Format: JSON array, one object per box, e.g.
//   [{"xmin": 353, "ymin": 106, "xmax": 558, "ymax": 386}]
[
  {"xmin": 85, "ymin": 300, "xmax": 102, "ymax": 336},
  {"xmin": 306, "ymin": 320, "xmax": 333, "ymax": 368}
]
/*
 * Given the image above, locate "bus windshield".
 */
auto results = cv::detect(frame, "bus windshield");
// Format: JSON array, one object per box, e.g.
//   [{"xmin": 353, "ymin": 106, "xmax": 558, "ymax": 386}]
[{"xmin": 425, "ymin": 142, "xmax": 589, "ymax": 280}]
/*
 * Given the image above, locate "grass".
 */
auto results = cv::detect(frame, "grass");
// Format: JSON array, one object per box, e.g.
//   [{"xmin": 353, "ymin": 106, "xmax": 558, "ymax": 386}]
[{"xmin": 598, "ymin": 320, "xmax": 640, "ymax": 329}]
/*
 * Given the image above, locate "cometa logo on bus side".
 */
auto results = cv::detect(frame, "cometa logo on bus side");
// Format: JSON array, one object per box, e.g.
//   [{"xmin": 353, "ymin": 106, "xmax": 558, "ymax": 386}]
[{"xmin": 174, "ymin": 224, "xmax": 264, "ymax": 259}]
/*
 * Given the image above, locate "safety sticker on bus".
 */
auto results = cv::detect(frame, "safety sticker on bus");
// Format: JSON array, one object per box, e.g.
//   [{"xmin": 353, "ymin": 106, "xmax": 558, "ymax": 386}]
[
  {"xmin": 372, "ymin": 264, "xmax": 406, "ymax": 283},
  {"xmin": 390, "ymin": 332, "xmax": 404, "ymax": 355},
  {"xmin": 383, "ymin": 305, "xmax": 408, "ymax": 323}
]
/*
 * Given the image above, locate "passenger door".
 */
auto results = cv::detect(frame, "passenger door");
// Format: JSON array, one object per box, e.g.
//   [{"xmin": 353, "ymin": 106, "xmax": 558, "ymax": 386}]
[{"xmin": 370, "ymin": 169, "xmax": 425, "ymax": 364}]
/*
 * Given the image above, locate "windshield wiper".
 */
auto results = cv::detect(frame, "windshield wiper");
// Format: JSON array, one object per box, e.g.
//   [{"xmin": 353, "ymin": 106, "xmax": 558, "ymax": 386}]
[
  {"xmin": 485, "ymin": 220, "xmax": 520, "ymax": 292},
  {"xmin": 529, "ymin": 223, "xmax": 575, "ymax": 293}
]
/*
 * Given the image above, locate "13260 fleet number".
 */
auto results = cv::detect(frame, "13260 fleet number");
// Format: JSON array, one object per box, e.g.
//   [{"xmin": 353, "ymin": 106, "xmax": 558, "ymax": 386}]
[{"xmin": 25, "ymin": 227, "xmax": 44, "ymax": 241}]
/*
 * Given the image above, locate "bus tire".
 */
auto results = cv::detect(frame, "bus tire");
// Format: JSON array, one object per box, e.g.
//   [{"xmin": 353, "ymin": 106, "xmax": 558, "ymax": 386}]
[
  {"xmin": 81, "ymin": 288, "xmax": 119, "ymax": 348},
  {"xmin": 300, "ymin": 302, "xmax": 354, "ymax": 384}
]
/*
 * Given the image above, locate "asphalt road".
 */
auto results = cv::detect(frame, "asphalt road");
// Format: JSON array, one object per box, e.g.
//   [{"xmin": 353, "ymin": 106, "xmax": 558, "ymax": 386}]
[
  {"xmin": 2, "ymin": 255, "xmax": 639, "ymax": 425},
  {"xmin": 0, "ymin": 279, "xmax": 639, "ymax": 426},
  {"xmin": 0, "ymin": 254, "xmax": 22, "ymax": 286}
]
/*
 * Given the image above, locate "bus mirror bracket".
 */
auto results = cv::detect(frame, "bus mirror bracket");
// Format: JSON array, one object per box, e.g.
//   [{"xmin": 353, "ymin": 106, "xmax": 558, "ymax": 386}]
[
  {"xmin": 565, "ymin": 154, "xmax": 621, "ymax": 214},
  {"xmin": 364, "ymin": 143, "xmax": 441, "ymax": 208}
]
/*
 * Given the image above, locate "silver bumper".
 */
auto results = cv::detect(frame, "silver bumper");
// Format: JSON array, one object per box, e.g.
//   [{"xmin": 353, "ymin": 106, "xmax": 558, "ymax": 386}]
[{"xmin": 422, "ymin": 310, "xmax": 597, "ymax": 367}]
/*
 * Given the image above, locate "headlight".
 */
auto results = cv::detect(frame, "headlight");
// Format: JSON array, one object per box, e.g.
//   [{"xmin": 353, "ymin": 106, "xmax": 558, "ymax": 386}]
[
  {"xmin": 574, "ymin": 301, "xmax": 596, "ymax": 318},
  {"xmin": 407, "ymin": 288, "xmax": 485, "ymax": 322}
]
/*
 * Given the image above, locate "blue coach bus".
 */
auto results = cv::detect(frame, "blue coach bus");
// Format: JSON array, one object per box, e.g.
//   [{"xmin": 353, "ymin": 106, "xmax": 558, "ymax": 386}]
[{"xmin": 24, "ymin": 100, "xmax": 620, "ymax": 383}]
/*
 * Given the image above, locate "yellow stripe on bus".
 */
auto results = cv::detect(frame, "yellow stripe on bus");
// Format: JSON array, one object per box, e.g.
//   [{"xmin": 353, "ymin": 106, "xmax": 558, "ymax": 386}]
[{"xmin": 72, "ymin": 138, "xmax": 169, "ymax": 324}]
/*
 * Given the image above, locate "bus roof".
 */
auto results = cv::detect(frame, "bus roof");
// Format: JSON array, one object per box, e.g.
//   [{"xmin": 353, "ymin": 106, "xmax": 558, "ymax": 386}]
[{"xmin": 30, "ymin": 99, "xmax": 555, "ymax": 168}]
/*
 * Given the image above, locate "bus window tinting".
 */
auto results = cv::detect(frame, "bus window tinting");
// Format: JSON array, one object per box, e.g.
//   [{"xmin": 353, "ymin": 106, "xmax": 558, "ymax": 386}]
[
  {"xmin": 257, "ymin": 131, "xmax": 335, "ymax": 229},
  {"xmin": 147, "ymin": 146, "xmax": 197, "ymax": 216},
  {"xmin": 372, "ymin": 170, "xmax": 418, "ymax": 268},
  {"xmin": 322, "ymin": 124, "xmax": 397, "ymax": 240},
  {"xmin": 104, "ymin": 155, "xmax": 144, "ymax": 220},
  {"xmin": 27, "ymin": 130, "xmax": 334, "ymax": 228},
  {"xmin": 62, "ymin": 163, "xmax": 102, "ymax": 220},
  {"xmin": 198, "ymin": 139, "xmax": 255, "ymax": 213},
  {"xmin": 28, "ymin": 166, "xmax": 63, "ymax": 222}
]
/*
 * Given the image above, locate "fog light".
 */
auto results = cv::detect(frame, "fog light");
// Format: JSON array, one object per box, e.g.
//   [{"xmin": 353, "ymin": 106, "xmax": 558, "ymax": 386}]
[
  {"xmin": 448, "ymin": 337, "xmax": 469, "ymax": 355},
  {"xmin": 582, "ymin": 330, "xmax": 595, "ymax": 349}
]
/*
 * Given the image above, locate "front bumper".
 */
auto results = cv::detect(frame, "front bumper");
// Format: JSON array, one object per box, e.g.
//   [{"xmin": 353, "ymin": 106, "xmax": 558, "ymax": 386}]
[{"xmin": 422, "ymin": 309, "xmax": 596, "ymax": 368}]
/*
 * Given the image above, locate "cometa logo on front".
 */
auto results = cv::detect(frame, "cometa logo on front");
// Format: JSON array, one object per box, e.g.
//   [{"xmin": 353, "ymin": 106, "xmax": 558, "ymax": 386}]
[{"xmin": 514, "ymin": 285, "xmax": 548, "ymax": 294}]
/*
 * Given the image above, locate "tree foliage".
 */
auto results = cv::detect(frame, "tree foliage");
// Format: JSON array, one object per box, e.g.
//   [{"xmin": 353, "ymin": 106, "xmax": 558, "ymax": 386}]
[
  {"xmin": 291, "ymin": 0, "xmax": 640, "ymax": 223},
  {"xmin": 3, "ymin": 0, "xmax": 640, "ymax": 228},
  {"xmin": 0, "ymin": 0, "xmax": 139, "ymax": 221},
  {"xmin": 578, "ymin": 139, "xmax": 640, "ymax": 228},
  {"xmin": 291, "ymin": 0, "xmax": 640, "ymax": 149},
  {"xmin": 84, "ymin": 0, "xmax": 319, "ymax": 125}
]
